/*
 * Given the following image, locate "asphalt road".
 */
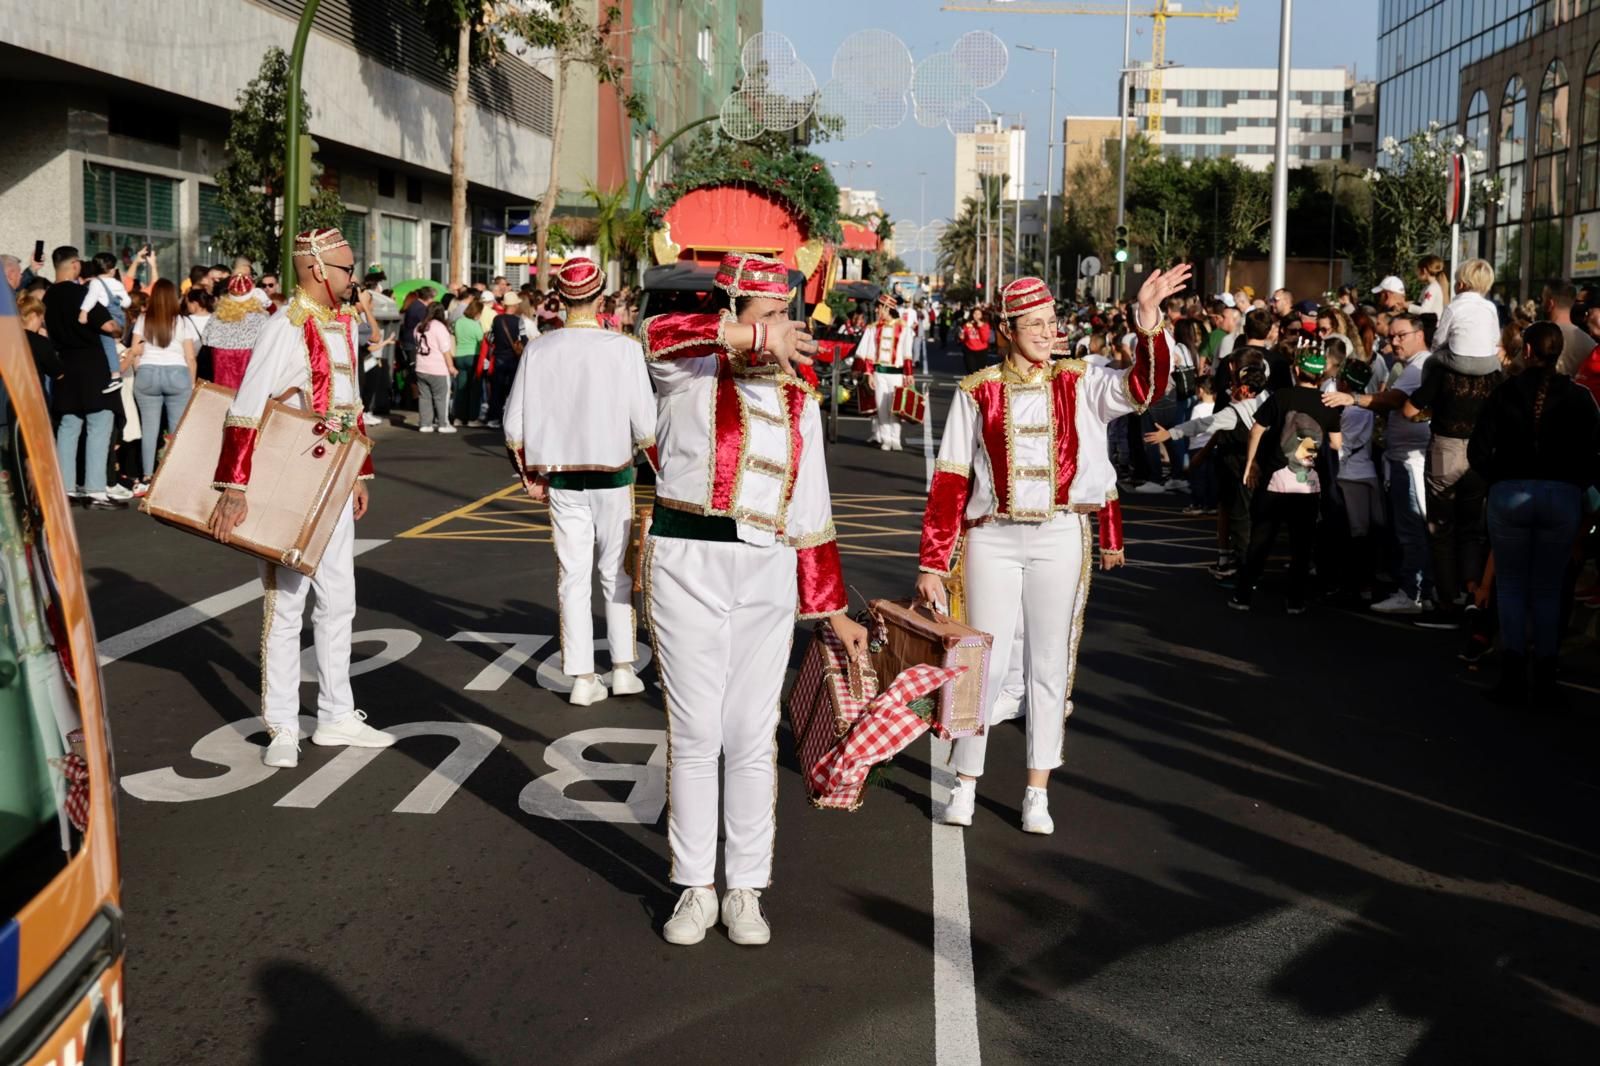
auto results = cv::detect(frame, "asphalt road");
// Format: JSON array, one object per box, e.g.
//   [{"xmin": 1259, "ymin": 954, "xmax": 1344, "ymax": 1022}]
[{"xmin": 82, "ymin": 343, "xmax": 1600, "ymax": 1065}]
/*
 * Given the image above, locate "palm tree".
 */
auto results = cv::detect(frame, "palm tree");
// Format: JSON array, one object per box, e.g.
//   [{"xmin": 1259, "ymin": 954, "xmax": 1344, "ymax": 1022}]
[
  {"xmin": 585, "ymin": 180, "xmax": 625, "ymax": 272},
  {"xmin": 938, "ymin": 174, "xmax": 1012, "ymax": 293}
]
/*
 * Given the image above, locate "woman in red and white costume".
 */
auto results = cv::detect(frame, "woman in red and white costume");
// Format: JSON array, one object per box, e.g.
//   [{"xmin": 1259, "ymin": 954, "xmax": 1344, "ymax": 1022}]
[
  {"xmin": 914, "ymin": 265, "xmax": 1190, "ymax": 833},
  {"xmin": 858, "ymin": 294, "xmax": 916, "ymax": 450},
  {"xmin": 640, "ymin": 252, "xmax": 870, "ymax": 948}
]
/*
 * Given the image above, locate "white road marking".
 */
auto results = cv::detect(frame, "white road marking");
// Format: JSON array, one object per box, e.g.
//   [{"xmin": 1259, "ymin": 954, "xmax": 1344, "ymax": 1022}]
[
  {"xmin": 931, "ymin": 737, "xmax": 983, "ymax": 1066},
  {"xmin": 95, "ymin": 539, "xmax": 387, "ymax": 666}
]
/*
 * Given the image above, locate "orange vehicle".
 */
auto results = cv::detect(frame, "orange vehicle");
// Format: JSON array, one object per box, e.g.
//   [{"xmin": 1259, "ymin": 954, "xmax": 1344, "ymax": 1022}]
[{"xmin": 0, "ymin": 283, "xmax": 124, "ymax": 1064}]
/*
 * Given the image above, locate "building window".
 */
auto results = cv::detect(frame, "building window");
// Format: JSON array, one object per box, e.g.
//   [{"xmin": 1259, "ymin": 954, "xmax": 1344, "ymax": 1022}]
[
  {"xmin": 1581, "ymin": 46, "xmax": 1600, "ymax": 211},
  {"xmin": 1533, "ymin": 61, "xmax": 1570, "ymax": 284},
  {"xmin": 1495, "ymin": 77, "xmax": 1529, "ymax": 298},
  {"xmin": 81, "ymin": 161, "xmax": 178, "ymax": 284},
  {"xmin": 379, "ymin": 214, "xmax": 418, "ymax": 281},
  {"xmin": 697, "ymin": 27, "xmax": 714, "ymax": 74},
  {"xmin": 198, "ymin": 184, "xmax": 228, "ymax": 266},
  {"xmin": 343, "ymin": 210, "xmax": 370, "ymax": 269},
  {"xmin": 1463, "ymin": 89, "xmax": 1492, "ymax": 253},
  {"xmin": 470, "ymin": 231, "xmax": 498, "ymax": 284},
  {"xmin": 430, "ymin": 223, "xmax": 451, "ymax": 284}
]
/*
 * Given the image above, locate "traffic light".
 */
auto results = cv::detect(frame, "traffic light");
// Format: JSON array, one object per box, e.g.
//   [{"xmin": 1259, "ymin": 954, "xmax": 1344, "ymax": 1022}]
[{"xmin": 1114, "ymin": 225, "xmax": 1129, "ymax": 264}]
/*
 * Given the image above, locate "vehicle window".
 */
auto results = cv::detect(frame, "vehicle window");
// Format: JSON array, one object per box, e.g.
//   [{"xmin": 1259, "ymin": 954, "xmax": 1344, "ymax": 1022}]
[{"xmin": 0, "ymin": 414, "xmax": 88, "ymax": 919}]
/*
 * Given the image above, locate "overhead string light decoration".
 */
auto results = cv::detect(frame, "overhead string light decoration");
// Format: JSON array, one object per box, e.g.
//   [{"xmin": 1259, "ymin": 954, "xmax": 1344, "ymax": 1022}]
[
  {"xmin": 815, "ymin": 30, "xmax": 915, "ymax": 141},
  {"xmin": 720, "ymin": 32, "xmax": 820, "ymax": 142},
  {"xmin": 912, "ymin": 30, "xmax": 1009, "ymax": 135}
]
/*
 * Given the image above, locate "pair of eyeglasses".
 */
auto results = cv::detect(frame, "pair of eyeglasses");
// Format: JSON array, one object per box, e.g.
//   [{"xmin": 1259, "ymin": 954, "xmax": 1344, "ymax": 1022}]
[
  {"xmin": 322, "ymin": 262, "xmax": 356, "ymax": 277},
  {"xmin": 1389, "ymin": 329, "xmax": 1419, "ymax": 341},
  {"xmin": 1015, "ymin": 319, "xmax": 1056, "ymax": 335}
]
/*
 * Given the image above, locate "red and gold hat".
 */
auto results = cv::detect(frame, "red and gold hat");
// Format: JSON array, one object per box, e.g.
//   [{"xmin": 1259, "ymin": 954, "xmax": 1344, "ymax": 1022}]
[
  {"xmin": 714, "ymin": 252, "xmax": 791, "ymax": 300},
  {"xmin": 226, "ymin": 274, "xmax": 256, "ymax": 298},
  {"xmin": 555, "ymin": 257, "xmax": 604, "ymax": 301},
  {"xmin": 1000, "ymin": 276, "xmax": 1054, "ymax": 319}
]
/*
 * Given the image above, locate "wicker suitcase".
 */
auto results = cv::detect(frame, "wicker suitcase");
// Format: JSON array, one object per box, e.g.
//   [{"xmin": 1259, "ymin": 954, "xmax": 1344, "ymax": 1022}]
[
  {"xmin": 787, "ymin": 622, "xmax": 879, "ymax": 803},
  {"xmin": 140, "ymin": 382, "xmax": 371, "ymax": 576},
  {"xmin": 865, "ymin": 598, "xmax": 990, "ymax": 739}
]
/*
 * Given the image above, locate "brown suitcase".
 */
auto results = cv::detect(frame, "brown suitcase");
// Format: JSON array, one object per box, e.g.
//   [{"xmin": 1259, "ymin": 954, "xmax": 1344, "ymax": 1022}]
[
  {"xmin": 866, "ymin": 598, "xmax": 991, "ymax": 739},
  {"xmin": 140, "ymin": 382, "xmax": 371, "ymax": 576}
]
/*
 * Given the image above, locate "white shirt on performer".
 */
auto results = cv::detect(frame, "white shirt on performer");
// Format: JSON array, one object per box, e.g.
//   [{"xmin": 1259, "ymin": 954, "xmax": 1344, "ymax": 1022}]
[{"xmin": 858, "ymin": 318, "xmax": 914, "ymax": 369}]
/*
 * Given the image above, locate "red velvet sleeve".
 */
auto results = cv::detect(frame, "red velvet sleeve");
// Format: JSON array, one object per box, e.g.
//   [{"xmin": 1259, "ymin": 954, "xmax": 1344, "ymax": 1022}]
[
  {"xmin": 1097, "ymin": 497, "xmax": 1124, "ymax": 554},
  {"xmin": 796, "ymin": 540, "xmax": 848, "ymax": 618},
  {"xmin": 919, "ymin": 467, "xmax": 972, "ymax": 576},
  {"xmin": 642, "ymin": 312, "xmax": 724, "ymax": 361},
  {"xmin": 1127, "ymin": 327, "xmax": 1172, "ymax": 411},
  {"xmin": 212, "ymin": 425, "xmax": 258, "ymax": 491}
]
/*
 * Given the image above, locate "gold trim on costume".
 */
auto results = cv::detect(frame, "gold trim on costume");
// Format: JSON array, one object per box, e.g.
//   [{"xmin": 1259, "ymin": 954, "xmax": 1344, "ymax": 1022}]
[
  {"xmin": 1062, "ymin": 514, "xmax": 1094, "ymax": 760},
  {"xmin": 745, "ymin": 456, "xmax": 788, "ymax": 479},
  {"xmin": 258, "ymin": 566, "xmax": 277, "ymax": 727},
  {"xmin": 285, "ymin": 288, "xmax": 335, "ymax": 327},
  {"xmin": 787, "ymin": 524, "xmax": 837, "ymax": 549},
  {"xmin": 223, "ymin": 415, "xmax": 259, "ymax": 429},
  {"xmin": 935, "ymin": 459, "xmax": 971, "ymax": 478}
]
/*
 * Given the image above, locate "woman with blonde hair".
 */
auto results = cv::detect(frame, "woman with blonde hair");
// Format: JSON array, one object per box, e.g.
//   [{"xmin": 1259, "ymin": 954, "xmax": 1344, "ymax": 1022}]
[{"xmin": 1412, "ymin": 254, "xmax": 1450, "ymax": 316}]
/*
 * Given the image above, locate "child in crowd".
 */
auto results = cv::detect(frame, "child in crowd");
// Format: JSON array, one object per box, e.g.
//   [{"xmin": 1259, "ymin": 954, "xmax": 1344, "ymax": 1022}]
[
  {"xmin": 1333, "ymin": 359, "xmax": 1383, "ymax": 603},
  {"xmin": 1428, "ymin": 258, "xmax": 1501, "ymax": 377},
  {"xmin": 80, "ymin": 251, "xmax": 132, "ymax": 392},
  {"xmin": 1181, "ymin": 380, "xmax": 1218, "ymax": 516}
]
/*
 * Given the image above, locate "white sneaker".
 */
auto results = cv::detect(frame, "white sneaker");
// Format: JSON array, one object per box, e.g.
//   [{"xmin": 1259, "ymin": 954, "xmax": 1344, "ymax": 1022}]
[
  {"xmin": 1021, "ymin": 786, "xmax": 1054, "ymax": 835},
  {"xmin": 610, "ymin": 664, "xmax": 645, "ymax": 696},
  {"xmin": 880, "ymin": 442, "xmax": 892, "ymax": 451},
  {"xmin": 721, "ymin": 888, "xmax": 771, "ymax": 946},
  {"xmin": 1370, "ymin": 590, "xmax": 1423, "ymax": 615},
  {"xmin": 263, "ymin": 728, "xmax": 299, "ymax": 768},
  {"xmin": 662, "ymin": 887, "xmax": 718, "ymax": 946},
  {"xmin": 419, "ymin": 425, "xmax": 435, "ymax": 433},
  {"xmin": 438, "ymin": 425, "xmax": 458, "ymax": 434},
  {"xmin": 990, "ymin": 692, "xmax": 1023, "ymax": 724},
  {"xmin": 311, "ymin": 710, "xmax": 396, "ymax": 748},
  {"xmin": 486, "ymin": 419, "xmax": 502, "ymax": 428},
  {"xmin": 104, "ymin": 483, "xmax": 134, "ymax": 500},
  {"xmin": 570, "ymin": 675, "xmax": 609, "ymax": 706},
  {"xmin": 942, "ymin": 777, "xmax": 976, "ymax": 827},
  {"xmin": 1131, "ymin": 481, "xmax": 1167, "ymax": 495}
]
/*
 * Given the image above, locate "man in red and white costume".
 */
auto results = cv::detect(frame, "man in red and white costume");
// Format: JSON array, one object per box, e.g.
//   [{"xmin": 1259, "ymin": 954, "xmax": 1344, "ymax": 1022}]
[
  {"xmin": 640, "ymin": 252, "xmax": 869, "ymax": 948},
  {"xmin": 209, "ymin": 227, "xmax": 390, "ymax": 769},
  {"xmin": 502, "ymin": 257, "xmax": 656, "ymax": 706},
  {"xmin": 859, "ymin": 294, "xmax": 916, "ymax": 450},
  {"xmin": 914, "ymin": 266, "xmax": 1190, "ymax": 833}
]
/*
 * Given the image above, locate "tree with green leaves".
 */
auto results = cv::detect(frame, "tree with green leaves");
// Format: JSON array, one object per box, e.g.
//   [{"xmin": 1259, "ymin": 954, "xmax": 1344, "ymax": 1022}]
[
  {"xmin": 937, "ymin": 174, "xmax": 1011, "ymax": 296},
  {"xmin": 214, "ymin": 47, "xmax": 345, "ymax": 271}
]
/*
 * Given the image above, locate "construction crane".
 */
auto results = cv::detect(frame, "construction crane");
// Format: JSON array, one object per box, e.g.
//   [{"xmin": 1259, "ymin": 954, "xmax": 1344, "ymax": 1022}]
[{"xmin": 940, "ymin": 1, "xmax": 1241, "ymax": 143}]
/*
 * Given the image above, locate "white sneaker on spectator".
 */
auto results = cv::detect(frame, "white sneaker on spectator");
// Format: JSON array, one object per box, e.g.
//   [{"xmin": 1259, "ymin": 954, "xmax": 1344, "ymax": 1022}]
[
  {"xmin": 1021, "ymin": 786, "xmax": 1054, "ymax": 834},
  {"xmin": 104, "ymin": 483, "xmax": 134, "ymax": 500},
  {"xmin": 1162, "ymin": 478, "xmax": 1189, "ymax": 493},
  {"xmin": 419, "ymin": 425, "xmax": 435, "ymax": 433},
  {"xmin": 1131, "ymin": 481, "xmax": 1167, "ymax": 494},
  {"xmin": 662, "ymin": 887, "xmax": 718, "ymax": 946},
  {"xmin": 942, "ymin": 777, "xmax": 976, "ymax": 826},
  {"xmin": 610, "ymin": 664, "xmax": 645, "ymax": 696},
  {"xmin": 486, "ymin": 419, "xmax": 502, "ymax": 428},
  {"xmin": 721, "ymin": 889, "xmax": 771, "ymax": 946},
  {"xmin": 1371, "ymin": 590, "xmax": 1422, "ymax": 615},
  {"xmin": 312, "ymin": 710, "xmax": 396, "ymax": 748},
  {"xmin": 263, "ymin": 728, "xmax": 299, "ymax": 768},
  {"xmin": 438, "ymin": 425, "xmax": 458, "ymax": 434}
]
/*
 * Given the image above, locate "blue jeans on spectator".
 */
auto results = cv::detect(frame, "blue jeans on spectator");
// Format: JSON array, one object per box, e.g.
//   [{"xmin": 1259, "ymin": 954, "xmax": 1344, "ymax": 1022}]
[
  {"xmin": 1487, "ymin": 479, "xmax": 1583, "ymax": 658},
  {"xmin": 134, "ymin": 364, "xmax": 193, "ymax": 477},
  {"xmin": 56, "ymin": 411, "xmax": 114, "ymax": 495},
  {"xmin": 101, "ymin": 299, "xmax": 127, "ymax": 377},
  {"xmin": 1387, "ymin": 455, "xmax": 1433, "ymax": 601}
]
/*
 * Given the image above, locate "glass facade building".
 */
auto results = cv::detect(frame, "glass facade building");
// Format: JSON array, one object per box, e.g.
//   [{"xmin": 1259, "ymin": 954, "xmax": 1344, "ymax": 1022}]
[{"xmin": 1379, "ymin": 1, "xmax": 1600, "ymax": 297}]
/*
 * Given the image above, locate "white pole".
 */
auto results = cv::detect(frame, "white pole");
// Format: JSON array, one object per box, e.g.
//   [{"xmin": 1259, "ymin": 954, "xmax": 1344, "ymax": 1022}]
[
  {"xmin": 1268, "ymin": 0, "xmax": 1294, "ymax": 292},
  {"xmin": 1045, "ymin": 49, "xmax": 1057, "ymax": 293}
]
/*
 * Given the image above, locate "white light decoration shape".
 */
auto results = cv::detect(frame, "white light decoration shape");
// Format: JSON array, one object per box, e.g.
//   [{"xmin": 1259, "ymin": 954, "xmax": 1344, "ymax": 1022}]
[
  {"xmin": 720, "ymin": 32, "xmax": 819, "ymax": 142},
  {"xmin": 912, "ymin": 31, "xmax": 1008, "ymax": 135},
  {"xmin": 815, "ymin": 30, "xmax": 914, "ymax": 140}
]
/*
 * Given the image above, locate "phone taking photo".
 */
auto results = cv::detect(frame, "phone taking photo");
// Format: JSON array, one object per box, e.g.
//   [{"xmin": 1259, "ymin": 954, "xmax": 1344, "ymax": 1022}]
[{"xmin": 32, "ymin": 239, "xmax": 44, "ymax": 264}]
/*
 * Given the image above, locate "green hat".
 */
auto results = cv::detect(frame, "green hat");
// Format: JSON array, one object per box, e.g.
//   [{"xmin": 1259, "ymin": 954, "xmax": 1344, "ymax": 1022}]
[
  {"xmin": 1340, "ymin": 358, "xmax": 1374, "ymax": 390},
  {"xmin": 1296, "ymin": 347, "xmax": 1328, "ymax": 377}
]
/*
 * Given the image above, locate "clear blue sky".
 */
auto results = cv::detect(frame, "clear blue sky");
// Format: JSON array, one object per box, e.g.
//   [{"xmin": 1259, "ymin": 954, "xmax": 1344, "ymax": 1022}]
[{"xmin": 763, "ymin": 0, "xmax": 1379, "ymax": 267}]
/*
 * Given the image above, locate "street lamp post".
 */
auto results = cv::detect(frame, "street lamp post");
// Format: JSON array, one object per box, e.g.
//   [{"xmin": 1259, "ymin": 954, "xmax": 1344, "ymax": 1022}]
[
  {"xmin": 1018, "ymin": 44, "xmax": 1058, "ymax": 294},
  {"xmin": 1268, "ymin": 0, "xmax": 1294, "ymax": 292},
  {"xmin": 1114, "ymin": 0, "xmax": 1132, "ymax": 303},
  {"xmin": 280, "ymin": 0, "xmax": 323, "ymax": 278}
]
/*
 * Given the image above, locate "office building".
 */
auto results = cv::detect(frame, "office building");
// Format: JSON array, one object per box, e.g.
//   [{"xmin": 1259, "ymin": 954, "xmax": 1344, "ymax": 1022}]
[
  {"xmin": 1060, "ymin": 116, "xmax": 1136, "ymax": 189},
  {"xmin": 954, "ymin": 119, "xmax": 1026, "ymax": 216},
  {"xmin": 1379, "ymin": 0, "xmax": 1600, "ymax": 296},
  {"xmin": 1128, "ymin": 67, "xmax": 1356, "ymax": 169},
  {"xmin": 0, "ymin": 0, "xmax": 558, "ymax": 287}
]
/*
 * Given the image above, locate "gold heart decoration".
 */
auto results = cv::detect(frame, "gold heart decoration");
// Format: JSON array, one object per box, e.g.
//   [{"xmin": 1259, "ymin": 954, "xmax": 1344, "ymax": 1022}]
[
  {"xmin": 795, "ymin": 238, "xmax": 826, "ymax": 279},
  {"xmin": 652, "ymin": 225, "xmax": 681, "ymax": 266}
]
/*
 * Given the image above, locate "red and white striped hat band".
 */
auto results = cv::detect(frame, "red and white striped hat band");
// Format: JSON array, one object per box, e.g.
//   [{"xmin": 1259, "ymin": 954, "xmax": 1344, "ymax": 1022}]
[
  {"xmin": 226, "ymin": 274, "xmax": 256, "ymax": 298},
  {"xmin": 1001, "ymin": 276, "xmax": 1055, "ymax": 319},
  {"xmin": 555, "ymin": 257, "xmax": 604, "ymax": 301},
  {"xmin": 714, "ymin": 252, "xmax": 791, "ymax": 299}
]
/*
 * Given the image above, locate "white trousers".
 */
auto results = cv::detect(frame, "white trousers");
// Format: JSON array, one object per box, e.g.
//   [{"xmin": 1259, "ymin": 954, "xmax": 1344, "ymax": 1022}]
[
  {"xmin": 260, "ymin": 498, "xmax": 356, "ymax": 737},
  {"xmin": 549, "ymin": 485, "xmax": 637, "ymax": 676},
  {"xmin": 873, "ymin": 373, "xmax": 903, "ymax": 448},
  {"xmin": 952, "ymin": 512, "xmax": 1091, "ymax": 778},
  {"xmin": 644, "ymin": 534, "xmax": 797, "ymax": 889},
  {"xmin": 994, "ymin": 612, "xmax": 1027, "ymax": 719}
]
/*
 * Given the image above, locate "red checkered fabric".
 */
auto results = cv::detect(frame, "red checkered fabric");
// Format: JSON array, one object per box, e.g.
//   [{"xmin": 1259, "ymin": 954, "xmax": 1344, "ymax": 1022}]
[
  {"xmin": 57, "ymin": 753, "xmax": 90, "ymax": 832},
  {"xmin": 787, "ymin": 623, "xmax": 879, "ymax": 799},
  {"xmin": 809, "ymin": 662, "xmax": 965, "ymax": 810},
  {"xmin": 1001, "ymin": 275, "xmax": 1053, "ymax": 319}
]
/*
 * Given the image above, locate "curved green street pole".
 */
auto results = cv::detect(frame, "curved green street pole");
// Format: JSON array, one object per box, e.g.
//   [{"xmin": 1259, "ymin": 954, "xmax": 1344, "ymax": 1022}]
[
  {"xmin": 629, "ymin": 114, "xmax": 719, "ymax": 216},
  {"xmin": 280, "ymin": 0, "xmax": 323, "ymax": 277}
]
